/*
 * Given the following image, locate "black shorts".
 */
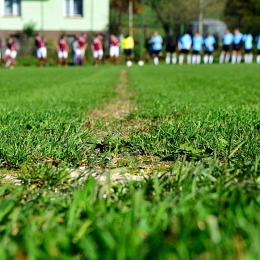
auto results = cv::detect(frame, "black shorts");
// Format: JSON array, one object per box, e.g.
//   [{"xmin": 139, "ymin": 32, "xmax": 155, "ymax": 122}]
[
  {"xmin": 124, "ymin": 49, "xmax": 133, "ymax": 56},
  {"xmin": 148, "ymin": 48, "xmax": 153, "ymax": 56},
  {"xmin": 222, "ymin": 45, "xmax": 231, "ymax": 52},
  {"xmin": 192, "ymin": 50, "xmax": 200, "ymax": 55},
  {"xmin": 205, "ymin": 50, "xmax": 213, "ymax": 55},
  {"xmin": 166, "ymin": 46, "xmax": 176, "ymax": 53},
  {"xmin": 233, "ymin": 44, "xmax": 241, "ymax": 51},
  {"xmin": 153, "ymin": 49, "xmax": 162, "ymax": 55},
  {"xmin": 245, "ymin": 49, "xmax": 252, "ymax": 54},
  {"xmin": 181, "ymin": 49, "xmax": 189, "ymax": 54},
  {"xmin": 258, "ymin": 50, "xmax": 260, "ymax": 55}
]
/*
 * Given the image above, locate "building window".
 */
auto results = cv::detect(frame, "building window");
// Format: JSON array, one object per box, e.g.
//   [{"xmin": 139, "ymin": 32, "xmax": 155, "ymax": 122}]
[
  {"xmin": 65, "ymin": 0, "xmax": 83, "ymax": 17},
  {"xmin": 4, "ymin": 0, "xmax": 21, "ymax": 16}
]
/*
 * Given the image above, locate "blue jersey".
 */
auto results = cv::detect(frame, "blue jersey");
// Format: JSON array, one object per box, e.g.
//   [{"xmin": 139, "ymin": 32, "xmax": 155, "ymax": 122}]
[
  {"xmin": 204, "ymin": 35, "xmax": 216, "ymax": 52},
  {"xmin": 256, "ymin": 36, "xmax": 260, "ymax": 50},
  {"xmin": 151, "ymin": 35, "xmax": 163, "ymax": 51},
  {"xmin": 192, "ymin": 35, "xmax": 203, "ymax": 51},
  {"xmin": 179, "ymin": 34, "xmax": 192, "ymax": 50},
  {"xmin": 222, "ymin": 33, "xmax": 233, "ymax": 45},
  {"xmin": 243, "ymin": 34, "xmax": 253, "ymax": 49},
  {"xmin": 233, "ymin": 33, "xmax": 243, "ymax": 45}
]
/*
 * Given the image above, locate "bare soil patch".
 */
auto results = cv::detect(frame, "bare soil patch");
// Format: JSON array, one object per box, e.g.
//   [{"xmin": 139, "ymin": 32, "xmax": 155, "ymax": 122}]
[{"xmin": 88, "ymin": 69, "xmax": 133, "ymax": 122}]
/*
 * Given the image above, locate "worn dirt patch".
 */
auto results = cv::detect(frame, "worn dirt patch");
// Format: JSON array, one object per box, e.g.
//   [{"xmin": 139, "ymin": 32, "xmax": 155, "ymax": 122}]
[
  {"xmin": 0, "ymin": 69, "xmax": 172, "ymax": 185},
  {"xmin": 88, "ymin": 69, "xmax": 133, "ymax": 121}
]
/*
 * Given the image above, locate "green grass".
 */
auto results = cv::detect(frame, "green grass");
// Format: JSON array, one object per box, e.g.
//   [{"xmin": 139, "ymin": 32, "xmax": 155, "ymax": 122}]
[
  {"xmin": 0, "ymin": 64, "xmax": 260, "ymax": 259},
  {"xmin": 0, "ymin": 66, "xmax": 121, "ymax": 168},
  {"xmin": 124, "ymin": 64, "xmax": 260, "ymax": 160}
]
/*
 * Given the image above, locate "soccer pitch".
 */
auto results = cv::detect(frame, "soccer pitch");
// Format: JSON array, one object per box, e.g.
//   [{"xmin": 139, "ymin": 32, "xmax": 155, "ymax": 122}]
[{"xmin": 0, "ymin": 64, "xmax": 259, "ymax": 259}]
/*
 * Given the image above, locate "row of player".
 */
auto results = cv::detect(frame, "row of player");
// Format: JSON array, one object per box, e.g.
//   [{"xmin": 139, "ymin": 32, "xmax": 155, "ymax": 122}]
[
  {"xmin": 1, "ymin": 32, "xmax": 115, "ymax": 69},
  {"xmin": 145, "ymin": 29, "xmax": 260, "ymax": 65},
  {"xmin": 2, "ymin": 29, "xmax": 260, "ymax": 68}
]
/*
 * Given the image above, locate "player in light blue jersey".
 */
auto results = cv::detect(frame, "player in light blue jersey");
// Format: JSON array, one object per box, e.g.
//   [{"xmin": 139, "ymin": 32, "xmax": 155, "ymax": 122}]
[
  {"xmin": 203, "ymin": 34, "xmax": 216, "ymax": 64},
  {"xmin": 178, "ymin": 32, "xmax": 192, "ymax": 65},
  {"xmin": 255, "ymin": 35, "xmax": 260, "ymax": 63},
  {"xmin": 243, "ymin": 33, "xmax": 253, "ymax": 64},
  {"xmin": 232, "ymin": 29, "xmax": 243, "ymax": 64},
  {"xmin": 192, "ymin": 32, "xmax": 203, "ymax": 64},
  {"xmin": 151, "ymin": 31, "xmax": 163, "ymax": 65},
  {"xmin": 219, "ymin": 29, "xmax": 233, "ymax": 63}
]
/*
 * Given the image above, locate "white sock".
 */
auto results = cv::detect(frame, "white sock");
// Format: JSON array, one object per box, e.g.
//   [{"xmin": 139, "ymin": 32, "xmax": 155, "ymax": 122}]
[
  {"xmin": 231, "ymin": 55, "xmax": 236, "ymax": 64},
  {"xmin": 219, "ymin": 54, "xmax": 224, "ymax": 63},
  {"xmin": 154, "ymin": 57, "xmax": 159, "ymax": 65},
  {"xmin": 244, "ymin": 54, "xmax": 248, "ymax": 64},
  {"xmin": 257, "ymin": 55, "xmax": 260, "ymax": 64},
  {"xmin": 209, "ymin": 55, "xmax": 213, "ymax": 64},
  {"xmin": 248, "ymin": 54, "xmax": 253, "ymax": 64},
  {"xmin": 172, "ymin": 54, "xmax": 177, "ymax": 64},
  {"xmin": 204, "ymin": 55, "xmax": 208, "ymax": 64},
  {"xmin": 237, "ymin": 55, "xmax": 241, "ymax": 63},
  {"xmin": 187, "ymin": 55, "xmax": 191, "ymax": 64},
  {"xmin": 192, "ymin": 55, "xmax": 196, "ymax": 64},
  {"xmin": 179, "ymin": 55, "xmax": 184, "ymax": 64},
  {"xmin": 196, "ymin": 55, "xmax": 201, "ymax": 64},
  {"xmin": 166, "ymin": 54, "xmax": 170, "ymax": 64},
  {"xmin": 5, "ymin": 59, "xmax": 11, "ymax": 67},
  {"xmin": 225, "ymin": 54, "xmax": 230, "ymax": 63}
]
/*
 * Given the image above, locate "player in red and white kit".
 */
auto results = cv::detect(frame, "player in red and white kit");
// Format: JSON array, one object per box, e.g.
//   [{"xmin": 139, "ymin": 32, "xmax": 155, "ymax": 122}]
[
  {"xmin": 0, "ymin": 40, "xmax": 3, "ymax": 63},
  {"xmin": 57, "ymin": 35, "xmax": 69, "ymax": 66},
  {"xmin": 77, "ymin": 33, "xmax": 87, "ymax": 65},
  {"xmin": 5, "ymin": 37, "xmax": 17, "ymax": 69},
  {"xmin": 109, "ymin": 34, "xmax": 120, "ymax": 64},
  {"xmin": 91, "ymin": 34, "xmax": 103, "ymax": 67},
  {"xmin": 35, "ymin": 33, "xmax": 48, "ymax": 67}
]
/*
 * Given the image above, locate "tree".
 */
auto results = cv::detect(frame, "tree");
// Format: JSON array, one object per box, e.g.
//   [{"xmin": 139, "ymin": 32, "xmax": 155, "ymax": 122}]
[
  {"xmin": 109, "ymin": 0, "xmax": 143, "ymax": 35},
  {"xmin": 23, "ymin": 21, "xmax": 37, "ymax": 38},
  {"xmin": 110, "ymin": 0, "xmax": 142, "ymax": 14},
  {"xmin": 147, "ymin": 0, "xmax": 195, "ymax": 35},
  {"xmin": 147, "ymin": 0, "xmax": 226, "ymax": 36},
  {"xmin": 224, "ymin": 0, "xmax": 260, "ymax": 35}
]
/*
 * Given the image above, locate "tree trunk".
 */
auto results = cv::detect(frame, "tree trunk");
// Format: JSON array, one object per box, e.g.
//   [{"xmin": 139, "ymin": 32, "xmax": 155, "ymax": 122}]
[
  {"xmin": 199, "ymin": 0, "xmax": 204, "ymax": 36},
  {"xmin": 162, "ymin": 24, "xmax": 170, "ymax": 36},
  {"xmin": 150, "ymin": 3, "xmax": 171, "ymax": 36}
]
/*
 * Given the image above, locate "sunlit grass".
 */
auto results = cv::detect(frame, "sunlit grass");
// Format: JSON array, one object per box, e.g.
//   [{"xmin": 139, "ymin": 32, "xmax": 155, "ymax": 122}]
[{"xmin": 0, "ymin": 64, "xmax": 260, "ymax": 259}]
